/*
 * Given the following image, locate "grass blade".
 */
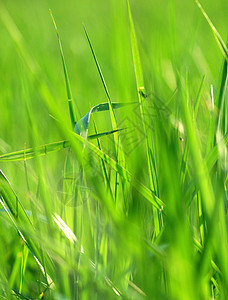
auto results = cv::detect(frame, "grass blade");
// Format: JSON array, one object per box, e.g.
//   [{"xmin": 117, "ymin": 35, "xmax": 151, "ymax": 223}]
[
  {"xmin": 205, "ymin": 131, "xmax": 228, "ymax": 171},
  {"xmin": 70, "ymin": 131, "xmax": 164, "ymax": 209},
  {"xmin": 19, "ymin": 245, "xmax": 29, "ymax": 294},
  {"xmin": 0, "ymin": 129, "xmax": 124, "ymax": 162},
  {"xmin": 49, "ymin": 9, "xmax": 79, "ymax": 127},
  {"xmin": 88, "ymin": 128, "xmax": 125, "ymax": 140},
  {"xmin": 127, "ymin": 0, "xmax": 161, "ymax": 235},
  {"xmin": 193, "ymin": 74, "xmax": 206, "ymax": 120},
  {"xmin": 126, "ymin": 1, "xmax": 144, "ymax": 95},
  {"xmin": 180, "ymin": 76, "xmax": 215, "ymax": 218},
  {"xmin": 83, "ymin": 24, "xmax": 128, "ymax": 208},
  {"xmin": 0, "ymin": 132, "xmax": 164, "ymax": 209},
  {"xmin": 206, "ymin": 40, "xmax": 228, "ymax": 152},
  {"xmin": 180, "ymin": 75, "xmax": 206, "ymax": 183},
  {"xmin": 216, "ymin": 40, "xmax": 228, "ymax": 133},
  {"xmin": 196, "ymin": 0, "xmax": 228, "ymax": 62},
  {"xmin": 83, "ymin": 25, "xmax": 117, "ymax": 129},
  {"xmin": 0, "ymin": 169, "xmax": 54, "ymax": 278},
  {"xmin": 74, "ymin": 101, "xmax": 136, "ymax": 137},
  {"xmin": 0, "ymin": 141, "xmax": 70, "ymax": 162}
]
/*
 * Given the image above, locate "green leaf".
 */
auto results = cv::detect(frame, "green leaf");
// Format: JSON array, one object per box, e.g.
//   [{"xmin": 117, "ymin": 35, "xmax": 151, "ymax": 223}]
[
  {"xmin": 0, "ymin": 129, "xmax": 124, "ymax": 162},
  {"xmin": 194, "ymin": 74, "xmax": 206, "ymax": 120},
  {"xmin": 0, "ymin": 132, "xmax": 164, "ymax": 209},
  {"xmin": 205, "ymin": 131, "xmax": 228, "ymax": 171},
  {"xmin": 69, "ymin": 131, "xmax": 164, "ymax": 210},
  {"xmin": 83, "ymin": 25, "xmax": 118, "ymax": 131},
  {"xmin": 0, "ymin": 169, "xmax": 54, "ymax": 277},
  {"xmin": 127, "ymin": 0, "xmax": 161, "ymax": 235},
  {"xmin": 74, "ymin": 102, "xmax": 136, "ymax": 138},
  {"xmin": 127, "ymin": 0, "xmax": 144, "ymax": 95},
  {"xmin": 216, "ymin": 40, "xmax": 228, "ymax": 134},
  {"xmin": 206, "ymin": 39, "xmax": 228, "ymax": 152},
  {"xmin": 49, "ymin": 9, "xmax": 79, "ymax": 126},
  {"xmin": 0, "ymin": 140, "xmax": 70, "ymax": 162},
  {"xmin": 196, "ymin": 0, "xmax": 228, "ymax": 62},
  {"xmin": 83, "ymin": 25, "xmax": 129, "ymax": 207},
  {"xmin": 180, "ymin": 75, "xmax": 215, "ymax": 218}
]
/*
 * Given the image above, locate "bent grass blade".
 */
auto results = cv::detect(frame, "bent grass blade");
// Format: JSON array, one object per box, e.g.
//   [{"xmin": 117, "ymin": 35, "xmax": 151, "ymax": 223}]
[
  {"xmin": 83, "ymin": 25, "xmax": 128, "ymax": 208},
  {"xmin": 74, "ymin": 101, "xmax": 136, "ymax": 138}
]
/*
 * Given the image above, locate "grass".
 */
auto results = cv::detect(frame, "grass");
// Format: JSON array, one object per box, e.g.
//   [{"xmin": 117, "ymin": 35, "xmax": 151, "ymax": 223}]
[{"xmin": 0, "ymin": 0, "xmax": 227, "ymax": 299}]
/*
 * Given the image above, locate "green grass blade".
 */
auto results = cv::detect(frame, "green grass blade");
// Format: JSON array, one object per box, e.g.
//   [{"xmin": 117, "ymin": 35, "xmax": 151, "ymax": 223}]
[
  {"xmin": 126, "ymin": 0, "xmax": 144, "ymax": 93},
  {"xmin": 186, "ymin": 130, "xmax": 228, "ymax": 208},
  {"xmin": 0, "ymin": 131, "xmax": 164, "ymax": 209},
  {"xmin": 0, "ymin": 129, "xmax": 124, "ymax": 162},
  {"xmin": 93, "ymin": 120, "xmax": 113, "ymax": 198},
  {"xmin": 206, "ymin": 40, "xmax": 228, "ymax": 152},
  {"xmin": 180, "ymin": 75, "xmax": 206, "ymax": 183},
  {"xmin": 0, "ymin": 3, "xmax": 40, "ymax": 77},
  {"xmin": 74, "ymin": 101, "xmax": 136, "ymax": 137},
  {"xmin": 83, "ymin": 25, "xmax": 116, "ymax": 123},
  {"xmin": 71, "ymin": 131, "xmax": 164, "ymax": 209},
  {"xmin": 83, "ymin": 24, "xmax": 129, "ymax": 207},
  {"xmin": 180, "ymin": 76, "xmax": 215, "ymax": 218},
  {"xmin": 205, "ymin": 131, "xmax": 228, "ymax": 171},
  {"xmin": 196, "ymin": 0, "xmax": 228, "ymax": 62},
  {"xmin": 49, "ymin": 9, "xmax": 78, "ymax": 126},
  {"xmin": 215, "ymin": 44, "xmax": 228, "ymax": 110},
  {"xmin": 0, "ymin": 170, "xmax": 54, "ymax": 277},
  {"xmin": 83, "ymin": 24, "xmax": 120, "ymax": 149},
  {"xmin": 193, "ymin": 238, "xmax": 221, "ymax": 275},
  {"xmin": 88, "ymin": 128, "xmax": 125, "ymax": 140},
  {"xmin": 12, "ymin": 290, "xmax": 32, "ymax": 300},
  {"xmin": 216, "ymin": 40, "xmax": 228, "ymax": 133},
  {"xmin": 19, "ymin": 245, "xmax": 29, "ymax": 294},
  {"xmin": 0, "ymin": 141, "xmax": 70, "ymax": 162},
  {"xmin": 179, "ymin": 139, "xmax": 189, "ymax": 185},
  {"xmin": 193, "ymin": 74, "xmax": 206, "ymax": 120},
  {"xmin": 127, "ymin": 0, "xmax": 161, "ymax": 235}
]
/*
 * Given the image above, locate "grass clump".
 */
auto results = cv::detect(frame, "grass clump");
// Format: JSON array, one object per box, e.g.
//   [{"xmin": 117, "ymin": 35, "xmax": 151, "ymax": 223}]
[{"xmin": 0, "ymin": 0, "xmax": 227, "ymax": 299}]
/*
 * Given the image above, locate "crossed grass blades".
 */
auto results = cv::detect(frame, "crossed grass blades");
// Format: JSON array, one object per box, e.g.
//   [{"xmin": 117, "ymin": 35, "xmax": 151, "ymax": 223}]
[
  {"xmin": 0, "ymin": 0, "xmax": 227, "ymax": 299},
  {"xmin": 0, "ymin": 4, "xmax": 163, "ymax": 298}
]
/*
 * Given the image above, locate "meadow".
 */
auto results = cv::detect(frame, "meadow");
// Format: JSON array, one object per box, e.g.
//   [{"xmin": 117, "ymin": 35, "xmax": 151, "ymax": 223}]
[{"xmin": 0, "ymin": 0, "xmax": 227, "ymax": 299}]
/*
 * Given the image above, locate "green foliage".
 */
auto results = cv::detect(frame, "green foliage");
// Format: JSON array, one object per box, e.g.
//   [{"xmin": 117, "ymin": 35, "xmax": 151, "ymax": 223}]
[{"xmin": 0, "ymin": 0, "xmax": 227, "ymax": 299}]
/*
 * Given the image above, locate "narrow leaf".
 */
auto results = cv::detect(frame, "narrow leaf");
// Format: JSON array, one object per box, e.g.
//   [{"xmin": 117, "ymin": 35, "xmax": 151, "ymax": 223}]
[
  {"xmin": 83, "ymin": 25, "xmax": 116, "ymax": 125},
  {"xmin": 74, "ymin": 101, "xmax": 136, "ymax": 137},
  {"xmin": 0, "ymin": 141, "xmax": 70, "ymax": 162},
  {"xmin": 83, "ymin": 24, "xmax": 129, "ymax": 206},
  {"xmin": 0, "ymin": 169, "xmax": 54, "ymax": 277},
  {"xmin": 0, "ymin": 129, "xmax": 124, "ymax": 162},
  {"xmin": 196, "ymin": 0, "xmax": 228, "ymax": 61},
  {"xmin": 127, "ymin": 0, "xmax": 161, "ymax": 235},
  {"xmin": 49, "ymin": 9, "xmax": 79, "ymax": 126}
]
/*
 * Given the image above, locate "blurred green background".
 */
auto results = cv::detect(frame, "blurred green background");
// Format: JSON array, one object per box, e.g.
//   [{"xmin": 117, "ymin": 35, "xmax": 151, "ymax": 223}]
[{"xmin": 0, "ymin": 0, "xmax": 227, "ymax": 147}]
